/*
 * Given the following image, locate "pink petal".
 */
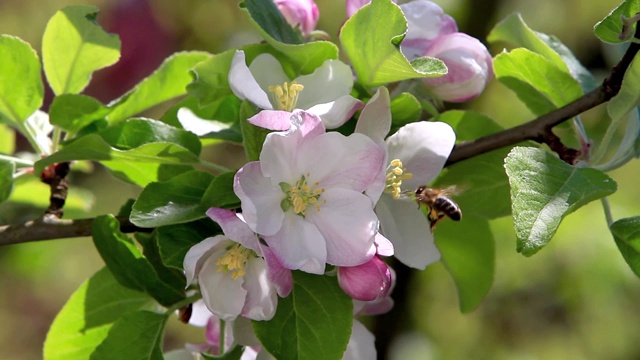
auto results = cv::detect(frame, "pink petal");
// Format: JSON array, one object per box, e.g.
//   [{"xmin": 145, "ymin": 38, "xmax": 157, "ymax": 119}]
[
  {"xmin": 206, "ymin": 208, "xmax": 261, "ymax": 253},
  {"xmin": 234, "ymin": 162, "xmax": 285, "ymax": 236},
  {"xmin": 306, "ymin": 95, "xmax": 363, "ymax": 129},
  {"xmin": 248, "ymin": 110, "xmax": 293, "ymax": 131},
  {"xmin": 240, "ymin": 257, "xmax": 278, "ymax": 321},
  {"xmin": 374, "ymin": 233, "xmax": 394, "ymax": 256},
  {"xmin": 307, "ymin": 188, "xmax": 377, "ymax": 267},
  {"xmin": 337, "ymin": 256, "xmax": 391, "ymax": 301},
  {"xmin": 261, "ymin": 244, "xmax": 293, "ymax": 297}
]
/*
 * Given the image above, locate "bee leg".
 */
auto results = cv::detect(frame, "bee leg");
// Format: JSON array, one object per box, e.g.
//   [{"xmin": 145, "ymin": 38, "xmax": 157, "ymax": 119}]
[{"xmin": 428, "ymin": 212, "xmax": 446, "ymax": 232}]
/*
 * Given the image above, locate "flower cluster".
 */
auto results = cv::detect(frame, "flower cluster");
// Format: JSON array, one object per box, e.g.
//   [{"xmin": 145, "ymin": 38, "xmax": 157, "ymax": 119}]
[{"xmin": 180, "ymin": 0, "xmax": 492, "ymax": 358}]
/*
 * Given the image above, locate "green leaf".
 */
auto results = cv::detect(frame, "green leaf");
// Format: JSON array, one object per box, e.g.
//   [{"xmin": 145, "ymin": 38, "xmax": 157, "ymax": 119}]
[
  {"xmin": 0, "ymin": 35, "xmax": 43, "ymax": 125},
  {"xmin": 42, "ymin": 5, "xmax": 121, "ymax": 95},
  {"xmin": 90, "ymin": 310, "xmax": 168, "ymax": 360},
  {"xmin": 435, "ymin": 214, "xmax": 495, "ymax": 312},
  {"xmin": 493, "ymin": 48, "xmax": 583, "ymax": 116},
  {"xmin": 98, "ymin": 117, "xmax": 201, "ymax": 155},
  {"xmin": 130, "ymin": 170, "xmax": 215, "ymax": 227},
  {"xmin": 103, "ymin": 161, "xmax": 194, "ymax": 188},
  {"xmin": 0, "ymin": 160, "xmax": 14, "ymax": 204},
  {"xmin": 253, "ymin": 271, "xmax": 352, "ymax": 360},
  {"xmin": 187, "ymin": 49, "xmax": 238, "ymax": 107},
  {"xmin": 594, "ymin": 0, "xmax": 640, "ymax": 44},
  {"xmin": 610, "ymin": 216, "xmax": 640, "ymax": 277},
  {"xmin": 107, "ymin": 51, "xmax": 211, "ymax": 123},
  {"xmin": 488, "ymin": 13, "xmax": 594, "ymax": 91},
  {"xmin": 43, "ymin": 267, "xmax": 150, "ymax": 360},
  {"xmin": 202, "ymin": 171, "xmax": 241, "ymax": 209},
  {"xmin": 608, "ymin": 55, "xmax": 640, "ymax": 122},
  {"xmin": 0, "ymin": 124, "xmax": 15, "ymax": 153},
  {"xmin": 505, "ymin": 147, "xmax": 617, "ymax": 256},
  {"xmin": 239, "ymin": 101, "xmax": 269, "ymax": 161},
  {"xmin": 242, "ymin": 0, "xmax": 303, "ymax": 44},
  {"xmin": 340, "ymin": 0, "xmax": 446, "ymax": 87},
  {"xmin": 49, "ymin": 94, "xmax": 111, "ymax": 134},
  {"xmin": 157, "ymin": 218, "xmax": 221, "ymax": 270},
  {"xmin": 435, "ymin": 110, "xmax": 512, "ymax": 219},
  {"xmin": 390, "ymin": 92, "xmax": 421, "ymax": 130},
  {"xmin": 34, "ymin": 133, "xmax": 200, "ymax": 176},
  {"xmin": 136, "ymin": 232, "xmax": 187, "ymax": 290},
  {"xmin": 92, "ymin": 214, "xmax": 186, "ymax": 306}
]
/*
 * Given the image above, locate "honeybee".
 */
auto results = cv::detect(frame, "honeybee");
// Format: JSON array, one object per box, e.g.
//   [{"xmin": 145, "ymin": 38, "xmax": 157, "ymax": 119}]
[{"xmin": 414, "ymin": 185, "xmax": 462, "ymax": 231}]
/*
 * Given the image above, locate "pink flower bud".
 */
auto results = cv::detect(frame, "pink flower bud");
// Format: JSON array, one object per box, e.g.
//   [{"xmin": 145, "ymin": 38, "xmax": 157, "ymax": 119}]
[
  {"xmin": 274, "ymin": 0, "xmax": 319, "ymax": 36},
  {"xmin": 338, "ymin": 256, "xmax": 392, "ymax": 301},
  {"xmin": 422, "ymin": 32, "xmax": 493, "ymax": 102},
  {"xmin": 400, "ymin": 0, "xmax": 458, "ymax": 60},
  {"xmin": 346, "ymin": 0, "xmax": 397, "ymax": 18}
]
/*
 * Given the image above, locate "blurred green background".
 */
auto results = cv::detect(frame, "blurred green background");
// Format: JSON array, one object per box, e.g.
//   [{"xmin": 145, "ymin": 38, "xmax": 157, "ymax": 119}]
[{"xmin": 0, "ymin": 0, "xmax": 638, "ymax": 359}]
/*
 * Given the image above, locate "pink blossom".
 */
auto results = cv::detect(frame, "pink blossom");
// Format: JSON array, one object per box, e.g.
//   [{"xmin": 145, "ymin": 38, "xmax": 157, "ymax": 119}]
[
  {"xmin": 275, "ymin": 0, "xmax": 319, "ymax": 36},
  {"xmin": 338, "ymin": 255, "xmax": 392, "ymax": 301},
  {"xmin": 400, "ymin": 0, "xmax": 458, "ymax": 60}
]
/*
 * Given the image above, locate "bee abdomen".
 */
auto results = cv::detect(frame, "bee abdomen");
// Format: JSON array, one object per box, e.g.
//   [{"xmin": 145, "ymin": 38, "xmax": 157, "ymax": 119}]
[{"xmin": 434, "ymin": 197, "xmax": 461, "ymax": 221}]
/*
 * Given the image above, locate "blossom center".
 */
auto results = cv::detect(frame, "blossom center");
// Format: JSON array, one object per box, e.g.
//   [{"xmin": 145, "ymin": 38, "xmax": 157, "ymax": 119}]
[
  {"xmin": 268, "ymin": 82, "xmax": 304, "ymax": 112},
  {"xmin": 385, "ymin": 159, "xmax": 413, "ymax": 199},
  {"xmin": 216, "ymin": 244, "xmax": 255, "ymax": 279},
  {"xmin": 280, "ymin": 174, "xmax": 326, "ymax": 216}
]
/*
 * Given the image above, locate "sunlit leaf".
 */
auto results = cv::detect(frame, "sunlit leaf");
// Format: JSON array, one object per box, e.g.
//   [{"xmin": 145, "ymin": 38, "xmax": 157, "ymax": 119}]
[
  {"xmin": 594, "ymin": 0, "xmax": 640, "ymax": 44},
  {"xmin": 610, "ymin": 216, "xmax": 640, "ymax": 277},
  {"xmin": 42, "ymin": 5, "xmax": 120, "ymax": 95},
  {"xmin": 49, "ymin": 94, "xmax": 111, "ymax": 134},
  {"xmin": 0, "ymin": 160, "xmax": 15, "ymax": 204}
]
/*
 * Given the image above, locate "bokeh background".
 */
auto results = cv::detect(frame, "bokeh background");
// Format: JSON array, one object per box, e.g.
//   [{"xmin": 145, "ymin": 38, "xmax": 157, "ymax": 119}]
[{"xmin": 0, "ymin": 0, "xmax": 638, "ymax": 359}]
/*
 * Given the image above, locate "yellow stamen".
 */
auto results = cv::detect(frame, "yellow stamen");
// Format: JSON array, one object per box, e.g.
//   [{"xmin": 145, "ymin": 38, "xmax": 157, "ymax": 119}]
[
  {"xmin": 281, "ymin": 174, "xmax": 325, "ymax": 216},
  {"xmin": 384, "ymin": 159, "xmax": 413, "ymax": 199},
  {"xmin": 268, "ymin": 82, "xmax": 305, "ymax": 112},
  {"xmin": 216, "ymin": 244, "xmax": 254, "ymax": 279}
]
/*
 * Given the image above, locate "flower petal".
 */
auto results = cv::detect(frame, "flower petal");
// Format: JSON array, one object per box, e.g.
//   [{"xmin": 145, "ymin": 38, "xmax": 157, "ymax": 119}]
[
  {"xmin": 234, "ymin": 162, "xmax": 285, "ymax": 236},
  {"xmin": 263, "ymin": 211, "xmax": 327, "ymax": 274},
  {"xmin": 376, "ymin": 194, "xmax": 440, "ymax": 269},
  {"xmin": 342, "ymin": 320, "xmax": 376, "ymax": 360},
  {"xmin": 298, "ymin": 132, "xmax": 385, "ymax": 192},
  {"xmin": 199, "ymin": 251, "xmax": 247, "ymax": 321},
  {"xmin": 338, "ymin": 256, "xmax": 391, "ymax": 301},
  {"xmin": 296, "ymin": 59, "xmax": 354, "ymax": 109},
  {"xmin": 354, "ymin": 87, "xmax": 392, "ymax": 146},
  {"xmin": 374, "ymin": 232, "xmax": 394, "ymax": 256},
  {"xmin": 261, "ymin": 244, "xmax": 293, "ymax": 297},
  {"xmin": 386, "ymin": 121, "xmax": 455, "ymax": 189},
  {"xmin": 248, "ymin": 53, "xmax": 290, "ymax": 97},
  {"xmin": 228, "ymin": 51, "xmax": 273, "ymax": 109},
  {"xmin": 177, "ymin": 107, "xmax": 232, "ymax": 136},
  {"xmin": 184, "ymin": 236, "xmax": 228, "ymax": 286},
  {"xmin": 307, "ymin": 188, "xmax": 377, "ymax": 267},
  {"xmin": 206, "ymin": 207, "xmax": 261, "ymax": 253},
  {"xmin": 306, "ymin": 95, "xmax": 363, "ymax": 129},
  {"xmin": 241, "ymin": 257, "xmax": 278, "ymax": 321},
  {"xmin": 248, "ymin": 110, "xmax": 293, "ymax": 131}
]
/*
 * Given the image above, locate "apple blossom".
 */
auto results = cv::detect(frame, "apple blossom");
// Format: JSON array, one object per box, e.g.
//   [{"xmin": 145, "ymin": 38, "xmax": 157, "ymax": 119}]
[
  {"xmin": 346, "ymin": 0, "xmax": 397, "ymax": 18},
  {"xmin": 355, "ymin": 87, "xmax": 456, "ymax": 269},
  {"xmin": 338, "ymin": 255, "xmax": 392, "ymax": 301},
  {"xmin": 419, "ymin": 32, "xmax": 493, "ymax": 102},
  {"xmin": 274, "ymin": 0, "xmax": 319, "ymax": 36},
  {"xmin": 228, "ymin": 50, "xmax": 362, "ymax": 129},
  {"xmin": 399, "ymin": 0, "xmax": 458, "ymax": 60},
  {"xmin": 234, "ymin": 111, "xmax": 385, "ymax": 274}
]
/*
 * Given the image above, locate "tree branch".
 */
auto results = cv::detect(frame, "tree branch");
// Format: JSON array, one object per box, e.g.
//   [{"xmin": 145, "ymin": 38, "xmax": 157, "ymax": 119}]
[{"xmin": 0, "ymin": 215, "xmax": 150, "ymax": 246}]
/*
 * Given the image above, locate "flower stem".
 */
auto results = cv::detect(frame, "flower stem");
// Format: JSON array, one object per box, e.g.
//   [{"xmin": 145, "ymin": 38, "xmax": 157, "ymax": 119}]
[{"xmin": 601, "ymin": 197, "xmax": 614, "ymax": 227}]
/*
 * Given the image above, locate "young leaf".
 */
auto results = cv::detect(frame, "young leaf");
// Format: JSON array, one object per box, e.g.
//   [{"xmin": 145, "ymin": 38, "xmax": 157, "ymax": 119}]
[
  {"xmin": 42, "ymin": 5, "xmax": 121, "ymax": 95},
  {"xmin": 493, "ymin": 48, "xmax": 583, "ymax": 116},
  {"xmin": 107, "ymin": 51, "xmax": 211, "ymax": 123},
  {"xmin": 241, "ymin": 0, "xmax": 303, "ymax": 44},
  {"xmin": 49, "ymin": 94, "xmax": 111, "ymax": 134},
  {"xmin": 594, "ymin": 0, "xmax": 640, "ymax": 44},
  {"xmin": 610, "ymin": 216, "xmax": 640, "ymax": 277},
  {"xmin": 435, "ymin": 214, "xmax": 495, "ymax": 313},
  {"xmin": 505, "ymin": 147, "xmax": 617, "ymax": 256},
  {"xmin": 488, "ymin": 13, "xmax": 594, "ymax": 91},
  {"xmin": 435, "ymin": 110, "xmax": 512, "ymax": 219},
  {"xmin": 43, "ymin": 267, "xmax": 150, "ymax": 360},
  {"xmin": 92, "ymin": 214, "xmax": 186, "ymax": 306},
  {"xmin": 0, "ymin": 160, "xmax": 14, "ymax": 204},
  {"xmin": 340, "ymin": 0, "xmax": 446, "ymax": 87},
  {"xmin": 253, "ymin": 271, "xmax": 353, "ymax": 360},
  {"xmin": 390, "ymin": 92, "xmax": 421, "ymax": 130},
  {"xmin": 239, "ymin": 101, "xmax": 269, "ymax": 161},
  {"xmin": 201, "ymin": 171, "xmax": 241, "ymax": 209},
  {"xmin": 89, "ymin": 310, "xmax": 168, "ymax": 360},
  {"xmin": 0, "ymin": 35, "xmax": 43, "ymax": 125},
  {"xmin": 130, "ymin": 170, "xmax": 215, "ymax": 228},
  {"xmin": 157, "ymin": 218, "xmax": 221, "ymax": 270}
]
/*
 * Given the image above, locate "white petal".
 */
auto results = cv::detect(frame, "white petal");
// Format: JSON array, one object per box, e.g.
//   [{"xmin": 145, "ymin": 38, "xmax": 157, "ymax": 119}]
[
  {"xmin": 307, "ymin": 188, "xmax": 377, "ymax": 267},
  {"xmin": 376, "ymin": 194, "xmax": 440, "ymax": 269},
  {"xmin": 342, "ymin": 320, "xmax": 376, "ymax": 360},
  {"xmin": 295, "ymin": 59, "xmax": 354, "ymax": 109},
  {"xmin": 259, "ymin": 130, "xmax": 302, "ymax": 183},
  {"xmin": 263, "ymin": 211, "xmax": 327, "ymax": 274},
  {"xmin": 248, "ymin": 110, "xmax": 293, "ymax": 131},
  {"xmin": 386, "ymin": 121, "xmax": 455, "ymax": 189},
  {"xmin": 354, "ymin": 87, "xmax": 392, "ymax": 145},
  {"xmin": 187, "ymin": 299, "xmax": 212, "ymax": 327},
  {"xmin": 183, "ymin": 236, "xmax": 228, "ymax": 286},
  {"xmin": 306, "ymin": 95, "xmax": 363, "ymax": 129},
  {"xmin": 206, "ymin": 207, "xmax": 260, "ymax": 253},
  {"xmin": 228, "ymin": 50, "xmax": 273, "ymax": 109},
  {"xmin": 234, "ymin": 162, "xmax": 285, "ymax": 236},
  {"xmin": 374, "ymin": 232, "xmax": 394, "ymax": 256},
  {"xmin": 199, "ymin": 251, "xmax": 247, "ymax": 321},
  {"xmin": 241, "ymin": 258, "xmax": 278, "ymax": 321},
  {"xmin": 298, "ymin": 132, "xmax": 385, "ymax": 192},
  {"xmin": 177, "ymin": 107, "xmax": 232, "ymax": 136},
  {"xmin": 248, "ymin": 53, "xmax": 289, "ymax": 99}
]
